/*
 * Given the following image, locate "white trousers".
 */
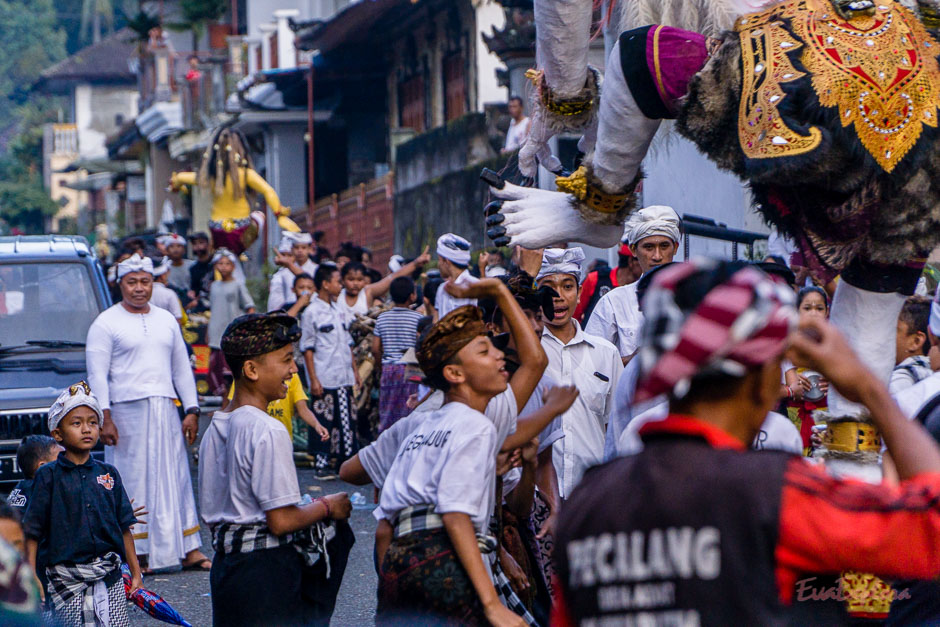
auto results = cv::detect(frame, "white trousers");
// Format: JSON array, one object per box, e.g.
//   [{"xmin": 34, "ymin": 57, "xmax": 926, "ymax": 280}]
[{"xmin": 106, "ymin": 397, "xmax": 201, "ymax": 569}]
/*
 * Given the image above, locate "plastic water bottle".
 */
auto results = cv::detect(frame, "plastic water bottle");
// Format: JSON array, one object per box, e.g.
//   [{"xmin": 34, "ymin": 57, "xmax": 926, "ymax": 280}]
[{"xmin": 350, "ymin": 492, "xmax": 370, "ymax": 509}]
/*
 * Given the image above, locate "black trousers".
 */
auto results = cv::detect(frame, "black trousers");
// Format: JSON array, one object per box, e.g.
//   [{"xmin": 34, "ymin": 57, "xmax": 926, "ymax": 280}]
[{"xmin": 211, "ymin": 522, "xmax": 354, "ymax": 627}]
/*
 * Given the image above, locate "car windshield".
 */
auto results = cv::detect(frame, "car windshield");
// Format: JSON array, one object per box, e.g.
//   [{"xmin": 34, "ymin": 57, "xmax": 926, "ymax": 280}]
[{"xmin": 0, "ymin": 262, "xmax": 102, "ymax": 346}]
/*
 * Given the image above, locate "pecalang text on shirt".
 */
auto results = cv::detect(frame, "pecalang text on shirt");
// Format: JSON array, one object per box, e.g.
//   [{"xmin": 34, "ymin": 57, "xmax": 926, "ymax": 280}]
[
  {"xmin": 566, "ymin": 527, "xmax": 721, "ymax": 588},
  {"xmin": 398, "ymin": 430, "xmax": 453, "ymax": 457}
]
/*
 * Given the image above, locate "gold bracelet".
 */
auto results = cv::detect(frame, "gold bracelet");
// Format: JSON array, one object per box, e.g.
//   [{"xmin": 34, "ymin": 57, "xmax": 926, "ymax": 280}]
[
  {"xmin": 525, "ymin": 68, "xmax": 596, "ymax": 117},
  {"xmin": 555, "ymin": 166, "xmax": 631, "ymax": 214}
]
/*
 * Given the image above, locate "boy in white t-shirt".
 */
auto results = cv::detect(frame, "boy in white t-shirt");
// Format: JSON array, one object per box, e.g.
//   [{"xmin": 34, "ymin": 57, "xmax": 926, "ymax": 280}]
[
  {"xmin": 199, "ymin": 313, "xmax": 352, "ymax": 627},
  {"xmin": 374, "ymin": 298, "xmax": 533, "ymax": 626}
]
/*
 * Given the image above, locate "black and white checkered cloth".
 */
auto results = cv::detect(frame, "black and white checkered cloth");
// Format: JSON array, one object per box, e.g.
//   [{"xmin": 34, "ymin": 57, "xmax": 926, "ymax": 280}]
[
  {"xmin": 45, "ymin": 552, "xmax": 129, "ymax": 627},
  {"xmin": 393, "ymin": 505, "xmax": 498, "ymax": 553},
  {"xmin": 212, "ymin": 520, "xmax": 335, "ymax": 572}
]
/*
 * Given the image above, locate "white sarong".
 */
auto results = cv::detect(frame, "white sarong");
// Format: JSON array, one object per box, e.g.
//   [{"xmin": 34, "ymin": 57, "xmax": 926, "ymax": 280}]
[{"xmin": 106, "ymin": 397, "xmax": 201, "ymax": 569}]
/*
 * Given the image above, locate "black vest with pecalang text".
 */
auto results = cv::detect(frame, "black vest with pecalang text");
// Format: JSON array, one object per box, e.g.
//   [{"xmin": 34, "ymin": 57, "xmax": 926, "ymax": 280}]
[{"xmin": 555, "ymin": 433, "xmax": 850, "ymax": 626}]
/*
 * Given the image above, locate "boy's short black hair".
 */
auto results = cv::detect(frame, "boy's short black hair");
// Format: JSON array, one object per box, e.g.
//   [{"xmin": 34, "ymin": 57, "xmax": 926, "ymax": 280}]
[
  {"xmin": 293, "ymin": 272, "xmax": 315, "ymax": 288},
  {"xmin": 508, "ymin": 96, "xmax": 524, "ymax": 106},
  {"xmin": 423, "ymin": 278, "xmax": 444, "ymax": 308},
  {"xmin": 341, "ymin": 261, "xmax": 367, "ymax": 278},
  {"xmin": 390, "ymin": 277, "xmax": 415, "ymax": 304},
  {"xmin": 314, "ymin": 265, "xmax": 339, "ymax": 291},
  {"xmin": 367, "ymin": 268, "xmax": 382, "ymax": 284},
  {"xmin": 900, "ymin": 295, "xmax": 931, "ymax": 355},
  {"xmin": 0, "ymin": 501, "xmax": 20, "ymax": 523},
  {"xmin": 17, "ymin": 435, "xmax": 58, "ymax": 480}
]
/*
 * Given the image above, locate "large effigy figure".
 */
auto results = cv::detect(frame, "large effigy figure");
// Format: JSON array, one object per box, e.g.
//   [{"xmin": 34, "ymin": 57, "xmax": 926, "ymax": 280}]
[
  {"xmin": 485, "ymin": 1, "xmax": 940, "ymax": 618},
  {"xmin": 171, "ymin": 127, "xmax": 300, "ymax": 255},
  {"xmin": 487, "ymin": 0, "xmax": 940, "ymax": 424}
]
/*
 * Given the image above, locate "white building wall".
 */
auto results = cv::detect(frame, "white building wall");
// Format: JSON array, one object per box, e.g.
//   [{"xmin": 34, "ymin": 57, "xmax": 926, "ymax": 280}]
[
  {"xmin": 73, "ymin": 84, "xmax": 139, "ymax": 160},
  {"xmin": 642, "ymin": 135, "xmax": 768, "ymax": 260},
  {"xmin": 473, "ymin": 0, "xmax": 507, "ymax": 108}
]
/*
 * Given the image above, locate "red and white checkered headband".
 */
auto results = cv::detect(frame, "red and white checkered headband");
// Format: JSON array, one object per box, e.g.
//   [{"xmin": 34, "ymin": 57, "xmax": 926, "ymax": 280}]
[{"xmin": 635, "ymin": 259, "xmax": 797, "ymax": 403}]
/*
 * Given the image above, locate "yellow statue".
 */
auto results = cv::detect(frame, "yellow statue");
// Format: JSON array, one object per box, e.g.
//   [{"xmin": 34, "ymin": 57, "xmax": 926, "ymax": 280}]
[{"xmin": 170, "ymin": 127, "xmax": 300, "ymax": 255}]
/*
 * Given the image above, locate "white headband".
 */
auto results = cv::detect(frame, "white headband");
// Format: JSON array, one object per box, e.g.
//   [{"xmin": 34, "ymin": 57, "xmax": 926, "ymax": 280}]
[
  {"xmin": 117, "ymin": 253, "xmax": 154, "ymax": 279},
  {"xmin": 282, "ymin": 231, "xmax": 313, "ymax": 246},
  {"xmin": 388, "ymin": 254, "xmax": 405, "ymax": 273},
  {"xmin": 537, "ymin": 247, "xmax": 586, "ymax": 283},
  {"xmin": 212, "ymin": 248, "xmax": 238, "ymax": 265},
  {"xmin": 158, "ymin": 234, "xmax": 186, "ymax": 247},
  {"xmin": 152, "ymin": 256, "xmax": 170, "ymax": 277},
  {"xmin": 625, "ymin": 205, "xmax": 682, "ymax": 247},
  {"xmin": 48, "ymin": 382, "xmax": 103, "ymax": 433},
  {"xmin": 437, "ymin": 233, "xmax": 472, "ymax": 266}
]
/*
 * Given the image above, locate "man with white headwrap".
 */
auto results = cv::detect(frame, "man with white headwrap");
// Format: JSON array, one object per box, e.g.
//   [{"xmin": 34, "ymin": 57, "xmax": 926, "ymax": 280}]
[
  {"xmin": 85, "ymin": 253, "xmax": 210, "ymax": 572},
  {"xmin": 268, "ymin": 231, "xmax": 317, "ymax": 312},
  {"xmin": 149, "ymin": 257, "xmax": 183, "ymax": 323},
  {"xmin": 435, "ymin": 233, "xmax": 479, "ymax": 317},
  {"xmin": 585, "ymin": 205, "xmax": 681, "ymax": 362},
  {"xmin": 536, "ymin": 248, "xmax": 622, "ymax": 499},
  {"xmin": 157, "ymin": 234, "xmax": 194, "ymax": 296}
]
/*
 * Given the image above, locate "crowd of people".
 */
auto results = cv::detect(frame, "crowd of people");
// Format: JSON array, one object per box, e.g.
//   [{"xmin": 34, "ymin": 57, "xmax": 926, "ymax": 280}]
[{"xmin": 6, "ymin": 206, "xmax": 940, "ymax": 626}]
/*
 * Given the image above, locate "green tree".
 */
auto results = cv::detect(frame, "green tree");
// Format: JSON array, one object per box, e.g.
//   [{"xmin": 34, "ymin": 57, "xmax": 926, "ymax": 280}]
[
  {"xmin": 0, "ymin": 0, "xmax": 66, "ymax": 233},
  {"xmin": 178, "ymin": 0, "xmax": 226, "ymax": 50},
  {"xmin": 0, "ymin": 0, "xmax": 67, "ymax": 126}
]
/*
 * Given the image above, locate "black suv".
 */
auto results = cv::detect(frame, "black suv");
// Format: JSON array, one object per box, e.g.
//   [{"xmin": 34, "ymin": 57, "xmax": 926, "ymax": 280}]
[{"xmin": 0, "ymin": 235, "xmax": 111, "ymax": 487}]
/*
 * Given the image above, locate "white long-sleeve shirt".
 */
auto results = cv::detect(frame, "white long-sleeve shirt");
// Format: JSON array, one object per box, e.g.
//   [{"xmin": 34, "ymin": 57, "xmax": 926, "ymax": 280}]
[
  {"xmin": 584, "ymin": 281, "xmax": 643, "ymax": 359},
  {"xmin": 85, "ymin": 303, "xmax": 198, "ymax": 410},
  {"xmin": 268, "ymin": 260, "xmax": 318, "ymax": 312},
  {"xmin": 541, "ymin": 322, "xmax": 623, "ymax": 498}
]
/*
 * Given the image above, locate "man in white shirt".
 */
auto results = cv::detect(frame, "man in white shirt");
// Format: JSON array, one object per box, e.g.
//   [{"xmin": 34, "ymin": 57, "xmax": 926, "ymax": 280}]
[
  {"xmin": 268, "ymin": 232, "xmax": 317, "ymax": 312},
  {"xmin": 435, "ymin": 233, "xmax": 479, "ymax": 317},
  {"xmin": 149, "ymin": 257, "xmax": 183, "ymax": 323},
  {"xmin": 502, "ymin": 96, "xmax": 531, "ymax": 153},
  {"xmin": 585, "ymin": 205, "xmax": 681, "ymax": 363},
  {"xmin": 301, "ymin": 264, "xmax": 360, "ymax": 477},
  {"xmin": 157, "ymin": 233, "xmax": 194, "ymax": 296},
  {"xmin": 85, "ymin": 253, "xmax": 209, "ymax": 572},
  {"xmin": 536, "ymin": 248, "xmax": 622, "ymax": 499}
]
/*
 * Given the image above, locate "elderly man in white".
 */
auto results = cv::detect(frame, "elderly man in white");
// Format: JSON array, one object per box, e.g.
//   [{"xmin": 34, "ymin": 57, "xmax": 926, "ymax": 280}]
[
  {"xmin": 585, "ymin": 205, "xmax": 682, "ymax": 364},
  {"xmin": 536, "ymin": 248, "xmax": 623, "ymax": 500},
  {"xmin": 86, "ymin": 253, "xmax": 210, "ymax": 572}
]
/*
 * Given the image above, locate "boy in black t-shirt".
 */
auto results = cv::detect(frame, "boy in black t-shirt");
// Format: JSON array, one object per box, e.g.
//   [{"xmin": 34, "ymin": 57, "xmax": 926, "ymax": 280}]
[{"xmin": 23, "ymin": 381, "xmax": 142, "ymax": 627}]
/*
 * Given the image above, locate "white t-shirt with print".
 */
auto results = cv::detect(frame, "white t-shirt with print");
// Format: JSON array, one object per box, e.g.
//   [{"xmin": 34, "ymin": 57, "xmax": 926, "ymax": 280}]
[
  {"xmin": 359, "ymin": 387, "xmax": 518, "ymax": 487},
  {"xmin": 376, "ymin": 402, "xmax": 498, "ymax": 534}
]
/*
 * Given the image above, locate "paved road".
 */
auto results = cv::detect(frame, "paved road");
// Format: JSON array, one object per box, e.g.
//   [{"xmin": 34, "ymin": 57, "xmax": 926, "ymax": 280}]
[{"xmin": 128, "ymin": 415, "xmax": 379, "ymax": 627}]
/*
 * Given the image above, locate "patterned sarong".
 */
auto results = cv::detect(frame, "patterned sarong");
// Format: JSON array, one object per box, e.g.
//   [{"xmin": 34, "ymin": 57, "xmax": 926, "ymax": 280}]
[
  {"xmin": 379, "ymin": 364, "xmax": 418, "ymax": 433},
  {"xmin": 45, "ymin": 553, "xmax": 129, "ymax": 627},
  {"xmin": 309, "ymin": 386, "xmax": 357, "ymax": 470}
]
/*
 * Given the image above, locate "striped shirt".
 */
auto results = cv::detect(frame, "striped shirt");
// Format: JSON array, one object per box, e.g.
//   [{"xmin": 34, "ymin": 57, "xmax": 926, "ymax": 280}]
[{"xmin": 375, "ymin": 307, "xmax": 423, "ymax": 364}]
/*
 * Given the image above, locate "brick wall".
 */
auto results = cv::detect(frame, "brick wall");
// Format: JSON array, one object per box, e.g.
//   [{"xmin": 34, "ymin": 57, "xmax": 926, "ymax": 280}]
[{"xmin": 291, "ymin": 173, "xmax": 395, "ymax": 270}]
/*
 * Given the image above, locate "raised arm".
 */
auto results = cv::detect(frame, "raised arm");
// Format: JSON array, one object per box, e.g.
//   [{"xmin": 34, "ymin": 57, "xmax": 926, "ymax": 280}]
[{"xmin": 366, "ymin": 246, "xmax": 431, "ymax": 301}]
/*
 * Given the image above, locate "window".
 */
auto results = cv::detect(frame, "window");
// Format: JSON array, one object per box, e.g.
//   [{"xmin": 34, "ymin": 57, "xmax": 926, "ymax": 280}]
[
  {"xmin": 443, "ymin": 54, "xmax": 466, "ymax": 122},
  {"xmin": 399, "ymin": 75, "xmax": 426, "ymax": 132}
]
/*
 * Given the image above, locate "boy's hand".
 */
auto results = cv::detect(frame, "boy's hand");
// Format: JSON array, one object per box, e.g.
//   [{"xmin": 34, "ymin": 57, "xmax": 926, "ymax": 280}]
[
  {"xmin": 274, "ymin": 250, "xmax": 293, "ymax": 268},
  {"xmin": 130, "ymin": 498, "xmax": 148, "ymax": 525},
  {"xmin": 128, "ymin": 573, "xmax": 144, "ymax": 597},
  {"xmin": 315, "ymin": 422, "xmax": 330, "ymax": 442},
  {"xmin": 444, "ymin": 277, "xmax": 507, "ymax": 300},
  {"xmin": 414, "ymin": 246, "xmax": 431, "ymax": 267},
  {"xmin": 182, "ymin": 413, "xmax": 199, "ymax": 445},
  {"xmin": 521, "ymin": 437, "xmax": 539, "ymax": 465},
  {"xmin": 309, "ymin": 377, "xmax": 324, "ymax": 398},
  {"xmin": 325, "ymin": 493, "xmax": 352, "ymax": 520},
  {"xmin": 542, "ymin": 385, "xmax": 579, "ymax": 415},
  {"xmin": 786, "ymin": 318, "xmax": 876, "ymax": 404}
]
